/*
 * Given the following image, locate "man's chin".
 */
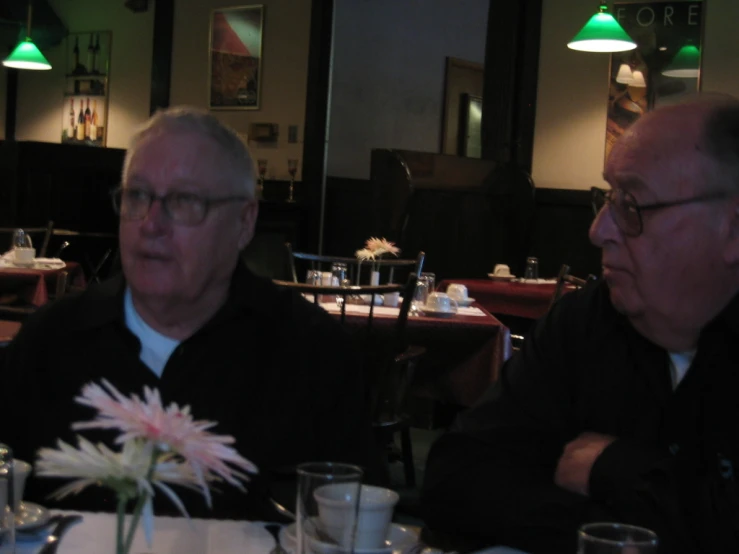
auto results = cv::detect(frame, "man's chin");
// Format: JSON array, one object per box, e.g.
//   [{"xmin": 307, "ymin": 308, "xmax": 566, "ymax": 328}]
[{"xmin": 608, "ymin": 286, "xmax": 643, "ymax": 318}]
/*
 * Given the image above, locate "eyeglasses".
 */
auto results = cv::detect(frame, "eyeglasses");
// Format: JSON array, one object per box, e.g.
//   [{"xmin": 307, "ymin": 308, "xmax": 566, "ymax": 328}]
[
  {"xmin": 111, "ymin": 187, "xmax": 249, "ymax": 226},
  {"xmin": 591, "ymin": 186, "xmax": 731, "ymax": 237}
]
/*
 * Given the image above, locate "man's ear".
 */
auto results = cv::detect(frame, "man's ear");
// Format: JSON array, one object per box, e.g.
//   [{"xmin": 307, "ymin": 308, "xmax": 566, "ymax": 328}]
[
  {"xmin": 237, "ymin": 200, "xmax": 259, "ymax": 251},
  {"xmin": 723, "ymin": 201, "xmax": 739, "ymax": 267}
]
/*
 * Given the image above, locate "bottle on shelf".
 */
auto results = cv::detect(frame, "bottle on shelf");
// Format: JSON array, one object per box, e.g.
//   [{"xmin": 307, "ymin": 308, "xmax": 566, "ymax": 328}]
[
  {"xmin": 90, "ymin": 100, "xmax": 98, "ymax": 142},
  {"xmin": 92, "ymin": 34, "xmax": 100, "ymax": 74},
  {"xmin": 84, "ymin": 98, "xmax": 91, "ymax": 139},
  {"xmin": 86, "ymin": 34, "xmax": 94, "ymax": 74},
  {"xmin": 72, "ymin": 36, "xmax": 80, "ymax": 73},
  {"xmin": 68, "ymin": 99, "xmax": 75, "ymax": 140},
  {"xmin": 76, "ymin": 99, "xmax": 85, "ymax": 141}
]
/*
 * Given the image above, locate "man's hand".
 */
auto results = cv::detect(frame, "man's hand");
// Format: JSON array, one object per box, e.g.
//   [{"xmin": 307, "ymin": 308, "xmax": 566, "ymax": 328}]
[{"xmin": 555, "ymin": 432, "xmax": 616, "ymax": 496}]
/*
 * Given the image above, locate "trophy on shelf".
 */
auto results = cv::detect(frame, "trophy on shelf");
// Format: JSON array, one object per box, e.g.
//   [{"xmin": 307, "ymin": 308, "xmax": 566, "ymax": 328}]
[
  {"xmin": 287, "ymin": 159, "xmax": 299, "ymax": 203},
  {"xmin": 257, "ymin": 159, "xmax": 267, "ymax": 200}
]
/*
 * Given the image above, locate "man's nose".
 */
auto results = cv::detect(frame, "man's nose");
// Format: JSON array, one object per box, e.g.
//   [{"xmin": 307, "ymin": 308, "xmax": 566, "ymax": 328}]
[
  {"xmin": 141, "ymin": 197, "xmax": 169, "ymax": 232},
  {"xmin": 589, "ymin": 204, "xmax": 620, "ymax": 247}
]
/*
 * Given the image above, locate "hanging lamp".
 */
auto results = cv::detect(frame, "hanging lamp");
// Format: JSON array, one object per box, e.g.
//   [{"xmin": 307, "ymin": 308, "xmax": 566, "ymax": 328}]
[
  {"xmin": 615, "ymin": 63, "xmax": 633, "ymax": 84},
  {"xmin": 568, "ymin": 3, "xmax": 637, "ymax": 53},
  {"xmin": 3, "ymin": 1, "xmax": 52, "ymax": 70},
  {"xmin": 662, "ymin": 43, "xmax": 700, "ymax": 78}
]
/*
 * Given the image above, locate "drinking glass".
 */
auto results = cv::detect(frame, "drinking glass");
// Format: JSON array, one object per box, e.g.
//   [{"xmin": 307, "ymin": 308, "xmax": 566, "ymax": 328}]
[
  {"xmin": 11, "ymin": 229, "xmax": 31, "ymax": 250},
  {"xmin": 420, "ymin": 272, "xmax": 436, "ymax": 293},
  {"xmin": 524, "ymin": 257, "xmax": 539, "ymax": 280},
  {"xmin": 411, "ymin": 275, "xmax": 431, "ymax": 315},
  {"xmin": 257, "ymin": 159, "xmax": 267, "ymax": 200},
  {"xmin": 287, "ymin": 159, "xmax": 299, "ymax": 203},
  {"xmin": 0, "ymin": 444, "xmax": 15, "ymax": 554},
  {"xmin": 578, "ymin": 522, "xmax": 658, "ymax": 554},
  {"xmin": 296, "ymin": 462, "xmax": 363, "ymax": 554},
  {"xmin": 306, "ymin": 269, "xmax": 322, "ymax": 286}
]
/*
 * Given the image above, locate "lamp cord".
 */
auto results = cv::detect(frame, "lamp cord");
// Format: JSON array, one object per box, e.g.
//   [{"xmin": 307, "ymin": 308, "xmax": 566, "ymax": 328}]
[{"xmin": 26, "ymin": 1, "xmax": 33, "ymax": 38}]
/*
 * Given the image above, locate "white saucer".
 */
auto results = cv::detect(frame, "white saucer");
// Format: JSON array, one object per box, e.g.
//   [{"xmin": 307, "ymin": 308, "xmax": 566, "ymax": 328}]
[
  {"xmin": 15, "ymin": 501, "xmax": 51, "ymax": 532},
  {"xmin": 452, "ymin": 297, "xmax": 475, "ymax": 307},
  {"xmin": 421, "ymin": 307, "xmax": 457, "ymax": 318},
  {"xmin": 487, "ymin": 274, "xmax": 516, "ymax": 281},
  {"xmin": 282, "ymin": 521, "xmax": 418, "ymax": 554}
]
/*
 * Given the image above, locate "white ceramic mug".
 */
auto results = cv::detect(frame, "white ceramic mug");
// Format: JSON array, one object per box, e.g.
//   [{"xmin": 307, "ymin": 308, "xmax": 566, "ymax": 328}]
[
  {"xmin": 13, "ymin": 247, "xmax": 35, "ymax": 266},
  {"xmin": 493, "ymin": 264, "xmax": 511, "ymax": 276},
  {"xmin": 446, "ymin": 283, "xmax": 468, "ymax": 302},
  {"xmin": 425, "ymin": 292, "xmax": 458, "ymax": 313},
  {"xmin": 314, "ymin": 483, "xmax": 399, "ymax": 549},
  {"xmin": 384, "ymin": 291, "xmax": 400, "ymax": 307},
  {"xmin": 12, "ymin": 459, "xmax": 31, "ymax": 511}
]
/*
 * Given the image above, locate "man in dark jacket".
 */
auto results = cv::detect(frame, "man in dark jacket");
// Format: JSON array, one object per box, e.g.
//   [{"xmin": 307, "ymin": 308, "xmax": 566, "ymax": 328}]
[
  {"xmin": 422, "ymin": 97, "xmax": 739, "ymax": 553},
  {"xmin": 3, "ymin": 107, "xmax": 378, "ymax": 519}
]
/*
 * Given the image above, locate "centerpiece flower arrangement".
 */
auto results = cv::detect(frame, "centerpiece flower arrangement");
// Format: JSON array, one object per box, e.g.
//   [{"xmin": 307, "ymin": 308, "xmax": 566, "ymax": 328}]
[
  {"xmin": 355, "ymin": 237, "xmax": 401, "ymax": 284},
  {"xmin": 35, "ymin": 380, "xmax": 258, "ymax": 554}
]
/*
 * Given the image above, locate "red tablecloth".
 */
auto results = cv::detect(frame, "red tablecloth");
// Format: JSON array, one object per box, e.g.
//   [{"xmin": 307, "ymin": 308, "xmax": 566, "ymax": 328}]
[
  {"xmin": 438, "ymin": 278, "xmax": 566, "ymax": 320},
  {"xmin": 323, "ymin": 303, "xmax": 511, "ymax": 407},
  {"xmin": 0, "ymin": 262, "xmax": 86, "ymax": 307}
]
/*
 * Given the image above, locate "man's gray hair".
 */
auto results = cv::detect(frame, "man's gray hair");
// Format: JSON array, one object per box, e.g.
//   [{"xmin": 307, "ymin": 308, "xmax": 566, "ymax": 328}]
[
  {"xmin": 703, "ymin": 97, "xmax": 739, "ymax": 193},
  {"xmin": 122, "ymin": 106, "xmax": 256, "ymax": 199}
]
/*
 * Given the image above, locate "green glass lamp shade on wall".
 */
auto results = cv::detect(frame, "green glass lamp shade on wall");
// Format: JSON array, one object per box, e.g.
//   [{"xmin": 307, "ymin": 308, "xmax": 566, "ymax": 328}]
[
  {"xmin": 568, "ymin": 3, "xmax": 637, "ymax": 53},
  {"xmin": 662, "ymin": 44, "xmax": 700, "ymax": 78},
  {"xmin": 3, "ymin": 37, "xmax": 52, "ymax": 70}
]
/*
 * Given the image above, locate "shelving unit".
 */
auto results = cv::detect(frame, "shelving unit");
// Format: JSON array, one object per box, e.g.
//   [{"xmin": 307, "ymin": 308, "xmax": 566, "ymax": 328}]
[{"xmin": 61, "ymin": 32, "xmax": 111, "ymax": 148}]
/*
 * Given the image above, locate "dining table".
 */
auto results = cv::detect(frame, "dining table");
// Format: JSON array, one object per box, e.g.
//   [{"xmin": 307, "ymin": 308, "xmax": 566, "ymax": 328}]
[
  {"xmin": 0, "ymin": 261, "xmax": 85, "ymax": 308},
  {"xmin": 318, "ymin": 301, "xmax": 511, "ymax": 408},
  {"xmin": 15, "ymin": 510, "xmax": 424, "ymax": 554},
  {"xmin": 436, "ymin": 278, "xmax": 567, "ymax": 320}
]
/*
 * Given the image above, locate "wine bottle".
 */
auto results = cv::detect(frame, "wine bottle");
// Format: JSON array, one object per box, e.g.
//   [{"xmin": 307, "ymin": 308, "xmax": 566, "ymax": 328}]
[
  {"xmin": 76, "ymin": 100, "xmax": 85, "ymax": 141},
  {"xmin": 93, "ymin": 34, "xmax": 100, "ymax": 74},
  {"xmin": 86, "ymin": 34, "xmax": 94, "ymax": 74},
  {"xmin": 73, "ymin": 36, "xmax": 80, "ymax": 73},
  {"xmin": 90, "ymin": 100, "xmax": 98, "ymax": 141},
  {"xmin": 84, "ymin": 98, "xmax": 92, "ymax": 139},
  {"xmin": 68, "ymin": 99, "xmax": 75, "ymax": 140}
]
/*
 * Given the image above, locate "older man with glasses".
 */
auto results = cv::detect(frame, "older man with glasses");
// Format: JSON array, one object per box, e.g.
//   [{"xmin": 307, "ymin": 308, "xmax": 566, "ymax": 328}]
[
  {"xmin": 421, "ymin": 96, "xmax": 739, "ymax": 554},
  {"xmin": 2, "ymin": 107, "xmax": 379, "ymax": 520}
]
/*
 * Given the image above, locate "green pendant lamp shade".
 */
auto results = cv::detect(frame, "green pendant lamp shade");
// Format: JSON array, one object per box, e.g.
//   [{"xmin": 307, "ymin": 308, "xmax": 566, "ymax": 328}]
[
  {"xmin": 3, "ymin": 2, "xmax": 52, "ymax": 71},
  {"xmin": 662, "ymin": 44, "xmax": 700, "ymax": 78},
  {"xmin": 568, "ymin": 3, "xmax": 637, "ymax": 53},
  {"xmin": 3, "ymin": 38, "xmax": 51, "ymax": 70}
]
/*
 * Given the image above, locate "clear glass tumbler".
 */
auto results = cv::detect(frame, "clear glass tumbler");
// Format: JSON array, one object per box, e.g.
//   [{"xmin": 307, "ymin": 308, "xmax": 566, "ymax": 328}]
[
  {"xmin": 524, "ymin": 257, "xmax": 539, "ymax": 280},
  {"xmin": 578, "ymin": 522, "xmax": 658, "ymax": 554}
]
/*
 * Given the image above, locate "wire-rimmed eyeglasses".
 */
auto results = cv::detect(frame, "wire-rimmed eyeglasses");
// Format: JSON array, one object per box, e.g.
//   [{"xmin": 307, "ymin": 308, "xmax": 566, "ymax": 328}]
[
  {"xmin": 111, "ymin": 187, "xmax": 249, "ymax": 227},
  {"xmin": 591, "ymin": 186, "xmax": 732, "ymax": 237}
]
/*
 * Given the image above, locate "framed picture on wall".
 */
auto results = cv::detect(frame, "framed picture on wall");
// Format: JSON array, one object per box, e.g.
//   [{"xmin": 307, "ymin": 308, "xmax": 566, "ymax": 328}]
[
  {"xmin": 208, "ymin": 5, "xmax": 264, "ymax": 110},
  {"xmin": 605, "ymin": 1, "xmax": 703, "ymax": 162},
  {"xmin": 61, "ymin": 31, "xmax": 112, "ymax": 147}
]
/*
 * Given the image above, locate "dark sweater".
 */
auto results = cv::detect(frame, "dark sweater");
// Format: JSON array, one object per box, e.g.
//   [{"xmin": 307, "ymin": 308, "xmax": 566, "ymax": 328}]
[
  {"xmin": 422, "ymin": 281, "xmax": 739, "ymax": 554},
  {"xmin": 2, "ymin": 263, "xmax": 379, "ymax": 520}
]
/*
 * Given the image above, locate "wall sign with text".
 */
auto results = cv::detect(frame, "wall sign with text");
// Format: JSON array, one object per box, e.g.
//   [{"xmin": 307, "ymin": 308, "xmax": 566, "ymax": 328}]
[{"xmin": 605, "ymin": 1, "xmax": 703, "ymax": 162}]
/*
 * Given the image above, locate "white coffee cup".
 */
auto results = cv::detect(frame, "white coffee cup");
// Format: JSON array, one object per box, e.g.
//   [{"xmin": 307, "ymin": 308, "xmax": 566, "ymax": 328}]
[
  {"xmin": 12, "ymin": 459, "xmax": 31, "ymax": 511},
  {"xmin": 446, "ymin": 283, "xmax": 468, "ymax": 302},
  {"xmin": 493, "ymin": 264, "xmax": 511, "ymax": 277},
  {"xmin": 383, "ymin": 291, "xmax": 400, "ymax": 307},
  {"xmin": 14, "ymin": 247, "xmax": 35, "ymax": 266},
  {"xmin": 425, "ymin": 292, "xmax": 458, "ymax": 313},
  {"xmin": 314, "ymin": 483, "xmax": 399, "ymax": 549}
]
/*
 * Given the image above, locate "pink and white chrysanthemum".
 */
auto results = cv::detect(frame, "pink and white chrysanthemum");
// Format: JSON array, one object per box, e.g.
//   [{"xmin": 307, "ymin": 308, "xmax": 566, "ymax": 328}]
[
  {"xmin": 365, "ymin": 237, "xmax": 400, "ymax": 257},
  {"xmin": 72, "ymin": 379, "xmax": 258, "ymax": 506},
  {"xmin": 37, "ymin": 436, "xmax": 201, "ymax": 545}
]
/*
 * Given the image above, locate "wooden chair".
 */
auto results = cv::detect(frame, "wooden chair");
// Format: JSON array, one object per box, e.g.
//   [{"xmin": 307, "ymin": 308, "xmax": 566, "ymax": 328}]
[
  {"xmin": 50, "ymin": 228, "xmax": 119, "ymax": 282},
  {"xmin": 286, "ymin": 243, "xmax": 425, "ymax": 286},
  {"xmin": 549, "ymin": 264, "xmax": 592, "ymax": 308},
  {"xmin": 272, "ymin": 275, "xmax": 422, "ymax": 486}
]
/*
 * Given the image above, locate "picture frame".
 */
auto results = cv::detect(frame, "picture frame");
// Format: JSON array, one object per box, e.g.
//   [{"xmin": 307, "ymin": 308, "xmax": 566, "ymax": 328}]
[
  {"xmin": 61, "ymin": 31, "xmax": 112, "ymax": 147},
  {"xmin": 605, "ymin": 1, "xmax": 703, "ymax": 162},
  {"xmin": 208, "ymin": 5, "xmax": 264, "ymax": 110},
  {"xmin": 458, "ymin": 94, "xmax": 482, "ymax": 159}
]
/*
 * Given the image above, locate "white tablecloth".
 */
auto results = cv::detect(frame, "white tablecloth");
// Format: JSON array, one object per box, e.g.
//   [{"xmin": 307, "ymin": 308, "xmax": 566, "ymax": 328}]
[{"xmin": 17, "ymin": 511, "xmax": 276, "ymax": 554}]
